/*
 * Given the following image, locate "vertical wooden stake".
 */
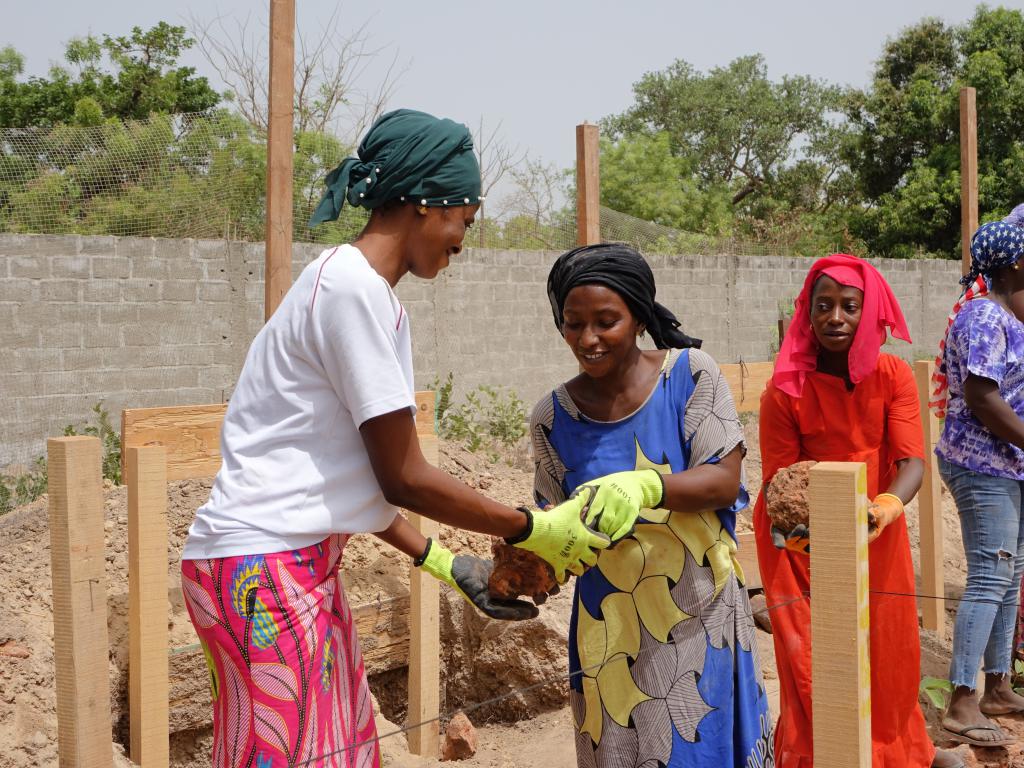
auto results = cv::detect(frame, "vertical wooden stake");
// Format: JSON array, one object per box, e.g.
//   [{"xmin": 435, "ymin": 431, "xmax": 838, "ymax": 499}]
[
  {"xmin": 915, "ymin": 360, "xmax": 946, "ymax": 638},
  {"xmin": 407, "ymin": 393, "xmax": 440, "ymax": 757},
  {"xmin": 576, "ymin": 123, "xmax": 600, "ymax": 246},
  {"xmin": 265, "ymin": 0, "xmax": 295, "ymax": 321},
  {"xmin": 809, "ymin": 461, "xmax": 871, "ymax": 768},
  {"xmin": 128, "ymin": 446, "xmax": 169, "ymax": 767},
  {"xmin": 48, "ymin": 436, "xmax": 112, "ymax": 768},
  {"xmin": 960, "ymin": 87, "xmax": 978, "ymax": 278}
]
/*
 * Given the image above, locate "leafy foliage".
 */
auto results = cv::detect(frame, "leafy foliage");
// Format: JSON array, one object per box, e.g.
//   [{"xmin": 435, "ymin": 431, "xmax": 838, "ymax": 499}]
[
  {"xmin": 0, "ymin": 457, "xmax": 47, "ymax": 517},
  {"xmin": 918, "ymin": 676, "xmax": 955, "ymax": 711},
  {"xmin": 62, "ymin": 402, "xmax": 123, "ymax": 485},
  {"xmin": 843, "ymin": 6, "xmax": 1024, "ymax": 258},
  {"xmin": 0, "ymin": 402, "xmax": 123, "ymax": 516},
  {"xmin": 599, "ymin": 6, "xmax": 1024, "ymax": 260},
  {"xmin": 0, "ymin": 23, "xmax": 219, "ymax": 129},
  {"xmin": 433, "ymin": 374, "xmax": 527, "ymax": 462}
]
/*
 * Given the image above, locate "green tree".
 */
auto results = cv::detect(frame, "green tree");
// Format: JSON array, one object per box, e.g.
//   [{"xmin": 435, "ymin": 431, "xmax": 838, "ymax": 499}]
[
  {"xmin": 600, "ymin": 132, "xmax": 733, "ymax": 233},
  {"xmin": 601, "ymin": 55, "xmax": 852, "ymax": 254},
  {"xmin": 846, "ymin": 5, "xmax": 1024, "ymax": 258},
  {"xmin": 605, "ymin": 55, "xmax": 845, "ymax": 212},
  {"xmin": 0, "ymin": 23, "xmax": 219, "ymax": 129}
]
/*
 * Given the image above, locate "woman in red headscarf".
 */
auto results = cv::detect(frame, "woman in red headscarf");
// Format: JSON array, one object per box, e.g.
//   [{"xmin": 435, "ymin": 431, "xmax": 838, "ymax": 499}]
[{"xmin": 755, "ymin": 254, "xmax": 960, "ymax": 767}]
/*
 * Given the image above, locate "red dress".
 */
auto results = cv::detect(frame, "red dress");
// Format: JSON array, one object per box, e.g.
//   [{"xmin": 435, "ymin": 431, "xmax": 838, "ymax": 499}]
[{"xmin": 754, "ymin": 353, "xmax": 935, "ymax": 767}]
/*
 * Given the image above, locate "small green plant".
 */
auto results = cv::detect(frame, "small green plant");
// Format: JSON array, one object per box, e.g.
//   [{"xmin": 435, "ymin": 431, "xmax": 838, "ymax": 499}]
[
  {"xmin": 919, "ymin": 676, "xmax": 954, "ymax": 711},
  {"xmin": 0, "ymin": 456, "xmax": 48, "ymax": 516},
  {"xmin": 430, "ymin": 372, "xmax": 455, "ymax": 429},
  {"xmin": 1014, "ymin": 658, "xmax": 1024, "ymax": 696},
  {"xmin": 63, "ymin": 401, "xmax": 122, "ymax": 485},
  {"xmin": 0, "ymin": 401, "xmax": 122, "ymax": 516},
  {"xmin": 435, "ymin": 376, "xmax": 527, "ymax": 460}
]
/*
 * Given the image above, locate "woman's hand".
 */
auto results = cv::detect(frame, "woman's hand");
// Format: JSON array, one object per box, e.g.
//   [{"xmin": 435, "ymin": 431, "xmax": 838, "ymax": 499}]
[
  {"xmin": 417, "ymin": 539, "xmax": 539, "ymax": 620},
  {"xmin": 507, "ymin": 491, "xmax": 611, "ymax": 583},
  {"xmin": 867, "ymin": 493, "xmax": 904, "ymax": 543},
  {"xmin": 573, "ymin": 469, "xmax": 665, "ymax": 541}
]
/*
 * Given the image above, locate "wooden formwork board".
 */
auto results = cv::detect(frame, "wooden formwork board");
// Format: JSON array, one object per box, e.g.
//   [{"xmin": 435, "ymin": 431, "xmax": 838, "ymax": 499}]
[
  {"xmin": 122, "ymin": 403, "xmax": 227, "ymax": 483},
  {"xmin": 128, "ymin": 445, "xmax": 170, "ymax": 767},
  {"xmin": 48, "ymin": 436, "xmax": 113, "ymax": 768},
  {"xmin": 125, "ymin": 392, "xmax": 439, "ymax": 740},
  {"xmin": 121, "ymin": 392, "xmax": 437, "ymax": 483},
  {"xmin": 407, "ymin": 391, "xmax": 441, "ymax": 757},
  {"xmin": 809, "ymin": 462, "xmax": 871, "ymax": 767},
  {"xmin": 914, "ymin": 360, "xmax": 945, "ymax": 637},
  {"xmin": 720, "ymin": 361, "xmax": 773, "ymax": 413}
]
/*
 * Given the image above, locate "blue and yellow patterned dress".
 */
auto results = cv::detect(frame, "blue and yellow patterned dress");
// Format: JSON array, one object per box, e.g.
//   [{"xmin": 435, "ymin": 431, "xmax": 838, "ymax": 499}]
[{"xmin": 530, "ymin": 348, "xmax": 773, "ymax": 767}]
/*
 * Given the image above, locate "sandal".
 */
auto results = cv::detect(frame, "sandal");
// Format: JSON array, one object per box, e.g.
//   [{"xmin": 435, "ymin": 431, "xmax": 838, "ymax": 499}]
[
  {"xmin": 979, "ymin": 700, "xmax": 1024, "ymax": 716},
  {"xmin": 940, "ymin": 716, "xmax": 1015, "ymax": 748}
]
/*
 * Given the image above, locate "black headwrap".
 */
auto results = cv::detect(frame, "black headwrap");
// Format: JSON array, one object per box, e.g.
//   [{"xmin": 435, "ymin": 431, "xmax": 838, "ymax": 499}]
[{"xmin": 546, "ymin": 244, "xmax": 702, "ymax": 349}]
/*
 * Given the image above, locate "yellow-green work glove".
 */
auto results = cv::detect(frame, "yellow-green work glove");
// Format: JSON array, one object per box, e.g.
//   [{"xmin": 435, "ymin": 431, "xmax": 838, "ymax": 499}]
[
  {"xmin": 573, "ymin": 469, "xmax": 665, "ymax": 542},
  {"xmin": 417, "ymin": 539, "xmax": 539, "ymax": 621},
  {"xmin": 505, "ymin": 489, "xmax": 612, "ymax": 583}
]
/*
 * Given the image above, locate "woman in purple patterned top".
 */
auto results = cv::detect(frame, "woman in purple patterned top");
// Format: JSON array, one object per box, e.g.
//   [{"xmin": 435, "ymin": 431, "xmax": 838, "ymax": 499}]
[{"xmin": 934, "ymin": 220, "xmax": 1024, "ymax": 748}]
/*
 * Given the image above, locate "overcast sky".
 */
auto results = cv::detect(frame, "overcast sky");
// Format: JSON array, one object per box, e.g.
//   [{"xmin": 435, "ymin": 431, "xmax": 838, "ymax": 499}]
[{"xmin": 4, "ymin": 1, "xmax": 1012, "ymax": 189}]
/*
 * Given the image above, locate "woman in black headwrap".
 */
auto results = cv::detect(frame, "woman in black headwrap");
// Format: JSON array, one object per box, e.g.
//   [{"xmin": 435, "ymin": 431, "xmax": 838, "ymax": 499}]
[
  {"xmin": 179, "ymin": 110, "xmax": 609, "ymax": 767},
  {"xmin": 531, "ymin": 243, "xmax": 773, "ymax": 766}
]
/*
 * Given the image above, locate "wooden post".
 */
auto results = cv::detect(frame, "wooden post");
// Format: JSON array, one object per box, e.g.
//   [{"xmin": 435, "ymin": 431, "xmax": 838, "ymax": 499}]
[
  {"xmin": 960, "ymin": 87, "xmax": 978, "ymax": 278},
  {"xmin": 407, "ymin": 392, "xmax": 440, "ymax": 757},
  {"xmin": 48, "ymin": 436, "xmax": 112, "ymax": 768},
  {"xmin": 576, "ymin": 123, "xmax": 600, "ymax": 246},
  {"xmin": 128, "ymin": 446, "xmax": 169, "ymax": 767},
  {"xmin": 915, "ymin": 360, "xmax": 946, "ymax": 638},
  {"xmin": 265, "ymin": 0, "xmax": 295, "ymax": 321},
  {"xmin": 809, "ymin": 461, "xmax": 871, "ymax": 768}
]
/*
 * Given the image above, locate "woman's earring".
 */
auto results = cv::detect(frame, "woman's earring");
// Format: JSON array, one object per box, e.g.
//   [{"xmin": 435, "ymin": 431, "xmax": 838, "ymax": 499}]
[{"xmin": 417, "ymin": 206, "xmax": 428, "ymax": 215}]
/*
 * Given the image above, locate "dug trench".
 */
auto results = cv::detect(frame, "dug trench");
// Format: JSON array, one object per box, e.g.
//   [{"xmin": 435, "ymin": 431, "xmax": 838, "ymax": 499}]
[{"xmin": 1, "ymin": 420, "xmax": 1022, "ymax": 766}]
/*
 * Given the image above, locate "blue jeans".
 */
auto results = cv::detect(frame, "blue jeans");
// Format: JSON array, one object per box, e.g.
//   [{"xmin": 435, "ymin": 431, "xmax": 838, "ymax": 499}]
[{"xmin": 939, "ymin": 457, "xmax": 1024, "ymax": 689}]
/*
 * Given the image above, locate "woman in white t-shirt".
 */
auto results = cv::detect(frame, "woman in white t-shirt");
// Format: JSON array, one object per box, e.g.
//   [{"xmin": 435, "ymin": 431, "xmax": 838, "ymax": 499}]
[{"xmin": 179, "ymin": 109, "xmax": 611, "ymax": 768}]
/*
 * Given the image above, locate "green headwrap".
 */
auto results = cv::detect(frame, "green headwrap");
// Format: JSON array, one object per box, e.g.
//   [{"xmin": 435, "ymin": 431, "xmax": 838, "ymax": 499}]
[{"xmin": 309, "ymin": 109, "xmax": 483, "ymax": 226}]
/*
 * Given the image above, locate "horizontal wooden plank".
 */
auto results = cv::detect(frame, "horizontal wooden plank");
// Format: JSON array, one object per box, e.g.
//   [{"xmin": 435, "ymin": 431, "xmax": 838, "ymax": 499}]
[
  {"xmin": 720, "ymin": 361, "xmax": 773, "ymax": 414},
  {"xmin": 122, "ymin": 404, "xmax": 227, "ymax": 483},
  {"xmin": 167, "ymin": 591, "xmax": 412, "ymax": 732},
  {"xmin": 122, "ymin": 391, "xmax": 436, "ymax": 484}
]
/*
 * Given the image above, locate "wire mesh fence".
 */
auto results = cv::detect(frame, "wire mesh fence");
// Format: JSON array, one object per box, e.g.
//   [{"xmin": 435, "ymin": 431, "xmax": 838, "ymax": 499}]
[
  {"xmin": 1, "ymin": 110, "xmax": 840, "ymax": 257},
  {"xmin": 0, "ymin": 110, "xmax": 583, "ymax": 250}
]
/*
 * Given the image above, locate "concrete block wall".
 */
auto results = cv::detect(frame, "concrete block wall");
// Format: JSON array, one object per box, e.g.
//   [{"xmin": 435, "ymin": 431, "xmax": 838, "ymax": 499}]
[{"xmin": 0, "ymin": 233, "xmax": 963, "ymax": 466}]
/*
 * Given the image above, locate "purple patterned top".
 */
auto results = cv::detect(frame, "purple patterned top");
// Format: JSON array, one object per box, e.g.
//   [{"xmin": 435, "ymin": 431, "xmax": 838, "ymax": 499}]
[{"xmin": 936, "ymin": 299, "xmax": 1024, "ymax": 479}]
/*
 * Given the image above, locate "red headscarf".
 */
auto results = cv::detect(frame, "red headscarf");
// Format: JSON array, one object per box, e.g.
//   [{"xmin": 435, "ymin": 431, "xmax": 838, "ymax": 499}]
[{"xmin": 772, "ymin": 254, "xmax": 912, "ymax": 398}]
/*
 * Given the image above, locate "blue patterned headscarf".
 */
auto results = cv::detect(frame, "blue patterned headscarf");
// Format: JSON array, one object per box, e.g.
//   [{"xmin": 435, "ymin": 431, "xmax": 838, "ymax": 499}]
[{"xmin": 962, "ymin": 220, "xmax": 1024, "ymax": 287}]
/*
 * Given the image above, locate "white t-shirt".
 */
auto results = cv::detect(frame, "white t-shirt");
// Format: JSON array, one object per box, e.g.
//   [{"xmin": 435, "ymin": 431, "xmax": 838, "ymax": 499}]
[{"xmin": 182, "ymin": 245, "xmax": 415, "ymax": 559}]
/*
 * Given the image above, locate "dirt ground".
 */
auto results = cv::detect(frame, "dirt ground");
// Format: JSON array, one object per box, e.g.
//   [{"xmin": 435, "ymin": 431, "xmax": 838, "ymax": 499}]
[{"xmin": 1, "ymin": 418, "xmax": 1023, "ymax": 767}]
